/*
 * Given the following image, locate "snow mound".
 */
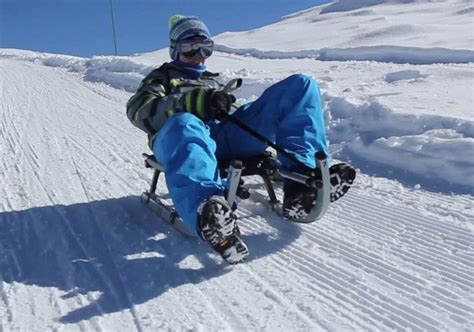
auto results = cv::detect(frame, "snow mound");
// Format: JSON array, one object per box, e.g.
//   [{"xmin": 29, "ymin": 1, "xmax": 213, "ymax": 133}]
[
  {"xmin": 214, "ymin": 0, "xmax": 474, "ymax": 61},
  {"xmin": 215, "ymin": 44, "xmax": 474, "ymax": 65},
  {"xmin": 384, "ymin": 70, "xmax": 428, "ymax": 83},
  {"xmin": 320, "ymin": 0, "xmax": 423, "ymax": 14},
  {"xmin": 325, "ymin": 95, "xmax": 474, "ymax": 193},
  {"xmin": 0, "ymin": 50, "xmax": 153, "ymax": 92},
  {"xmin": 349, "ymin": 129, "xmax": 474, "ymax": 191}
]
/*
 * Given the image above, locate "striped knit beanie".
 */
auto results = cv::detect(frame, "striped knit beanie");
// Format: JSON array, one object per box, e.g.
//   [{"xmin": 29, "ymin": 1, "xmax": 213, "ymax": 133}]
[{"xmin": 168, "ymin": 15, "xmax": 211, "ymax": 60}]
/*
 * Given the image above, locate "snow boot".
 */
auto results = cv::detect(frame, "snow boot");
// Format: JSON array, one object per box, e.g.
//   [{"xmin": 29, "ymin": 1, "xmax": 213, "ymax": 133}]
[
  {"xmin": 198, "ymin": 196, "xmax": 249, "ymax": 264},
  {"xmin": 329, "ymin": 163, "xmax": 356, "ymax": 202},
  {"xmin": 283, "ymin": 162, "xmax": 356, "ymax": 220},
  {"xmin": 282, "ymin": 178, "xmax": 317, "ymax": 221}
]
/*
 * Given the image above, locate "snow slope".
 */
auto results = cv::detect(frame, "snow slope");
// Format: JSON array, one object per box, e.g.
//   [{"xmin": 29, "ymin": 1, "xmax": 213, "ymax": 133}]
[
  {"xmin": 1, "ymin": 1, "xmax": 474, "ymax": 331},
  {"xmin": 214, "ymin": 0, "xmax": 474, "ymax": 64}
]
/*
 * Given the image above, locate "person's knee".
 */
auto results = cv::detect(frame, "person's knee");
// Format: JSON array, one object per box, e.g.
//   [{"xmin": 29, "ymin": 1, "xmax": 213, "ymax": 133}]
[
  {"xmin": 166, "ymin": 112, "xmax": 206, "ymax": 132},
  {"xmin": 154, "ymin": 113, "xmax": 210, "ymax": 156},
  {"xmin": 159, "ymin": 113, "xmax": 211, "ymax": 145},
  {"xmin": 287, "ymin": 74, "xmax": 319, "ymax": 89}
]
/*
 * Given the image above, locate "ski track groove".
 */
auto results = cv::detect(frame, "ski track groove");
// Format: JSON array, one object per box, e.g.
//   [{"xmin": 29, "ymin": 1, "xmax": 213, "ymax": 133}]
[
  {"xmin": 65, "ymin": 134, "xmax": 135, "ymax": 194},
  {"xmin": 68, "ymin": 147, "xmax": 144, "ymax": 332},
  {"xmin": 286, "ymin": 234, "xmax": 445, "ymax": 330},
  {"xmin": 203, "ymin": 271, "xmax": 261, "ymax": 331},
  {"xmin": 321, "ymin": 192, "xmax": 473, "ymax": 272},
  {"xmin": 237, "ymin": 207, "xmax": 390, "ymax": 331},
  {"xmin": 144, "ymin": 232, "xmax": 236, "ymax": 330},
  {"xmin": 354, "ymin": 204, "xmax": 470, "ymax": 250},
  {"xmin": 344, "ymin": 193, "xmax": 473, "ymax": 246},
  {"xmin": 268, "ymin": 247, "xmax": 408, "ymax": 331},
  {"xmin": 165, "ymin": 211, "xmax": 326, "ymax": 330},
  {"xmin": 276, "ymin": 240, "xmax": 445, "ymax": 331},
  {"xmin": 349, "ymin": 205, "xmax": 472, "ymax": 250},
  {"xmin": 338, "ymin": 211, "xmax": 474, "ymax": 269},
  {"xmin": 113, "ymin": 188, "xmax": 249, "ymax": 330},
  {"xmin": 329, "ymin": 200, "xmax": 474, "ymax": 291},
  {"xmin": 328, "ymin": 207, "xmax": 474, "ymax": 280},
  {"xmin": 304, "ymin": 228, "xmax": 473, "ymax": 325},
  {"xmin": 324, "ymin": 214, "xmax": 474, "ymax": 316},
  {"xmin": 232, "ymin": 210, "xmax": 332, "ymax": 329},
  {"xmin": 21, "ymin": 152, "xmax": 107, "ymax": 331},
  {"xmin": 254, "ymin": 257, "xmax": 384, "ymax": 331},
  {"xmin": 240, "ymin": 263, "xmax": 325, "ymax": 330},
  {"xmin": 203, "ymin": 263, "xmax": 292, "ymax": 330},
  {"xmin": 296, "ymin": 232, "xmax": 472, "ymax": 323},
  {"xmin": 0, "ymin": 281, "xmax": 14, "ymax": 327},
  {"xmin": 3, "ymin": 104, "xmax": 102, "ymax": 331},
  {"xmin": 10, "ymin": 124, "xmax": 116, "ymax": 331},
  {"xmin": 239, "ymin": 178, "xmax": 472, "ymax": 330}
]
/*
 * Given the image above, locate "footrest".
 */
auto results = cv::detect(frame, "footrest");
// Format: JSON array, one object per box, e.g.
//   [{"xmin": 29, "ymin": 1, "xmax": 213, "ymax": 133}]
[
  {"xmin": 142, "ymin": 153, "xmax": 164, "ymax": 171},
  {"xmin": 219, "ymin": 152, "xmax": 278, "ymax": 178}
]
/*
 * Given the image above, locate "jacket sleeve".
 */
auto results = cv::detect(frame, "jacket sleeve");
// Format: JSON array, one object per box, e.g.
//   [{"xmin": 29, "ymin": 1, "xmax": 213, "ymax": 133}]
[{"xmin": 126, "ymin": 68, "xmax": 186, "ymax": 136}]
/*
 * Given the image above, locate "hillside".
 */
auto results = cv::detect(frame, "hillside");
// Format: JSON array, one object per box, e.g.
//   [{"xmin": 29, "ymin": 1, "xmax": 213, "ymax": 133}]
[{"xmin": 1, "ymin": 0, "xmax": 473, "ymax": 330}]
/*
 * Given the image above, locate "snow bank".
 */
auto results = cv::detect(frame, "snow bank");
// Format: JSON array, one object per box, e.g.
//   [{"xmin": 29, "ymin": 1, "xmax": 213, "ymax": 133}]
[
  {"xmin": 320, "ymin": 0, "xmax": 422, "ymax": 14},
  {"xmin": 317, "ymin": 46, "xmax": 474, "ymax": 65},
  {"xmin": 350, "ymin": 129, "xmax": 474, "ymax": 188},
  {"xmin": 43, "ymin": 56, "xmax": 86, "ymax": 72},
  {"xmin": 325, "ymin": 95, "xmax": 474, "ymax": 193},
  {"xmin": 216, "ymin": 44, "xmax": 474, "ymax": 65},
  {"xmin": 0, "ymin": 51, "xmax": 152, "ymax": 92},
  {"xmin": 84, "ymin": 57, "xmax": 152, "ymax": 92},
  {"xmin": 384, "ymin": 69, "xmax": 428, "ymax": 83}
]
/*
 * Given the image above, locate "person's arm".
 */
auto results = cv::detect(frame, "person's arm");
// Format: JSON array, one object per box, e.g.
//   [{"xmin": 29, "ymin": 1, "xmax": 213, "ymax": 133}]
[
  {"xmin": 126, "ymin": 67, "xmax": 235, "ymax": 136},
  {"xmin": 126, "ymin": 68, "xmax": 177, "ymax": 135}
]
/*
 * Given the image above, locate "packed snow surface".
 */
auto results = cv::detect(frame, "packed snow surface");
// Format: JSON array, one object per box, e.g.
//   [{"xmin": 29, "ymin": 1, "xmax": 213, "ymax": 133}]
[{"xmin": 1, "ymin": 0, "xmax": 473, "ymax": 331}]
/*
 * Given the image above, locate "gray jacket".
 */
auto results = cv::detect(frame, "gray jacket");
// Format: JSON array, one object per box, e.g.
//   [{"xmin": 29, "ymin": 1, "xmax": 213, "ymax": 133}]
[{"xmin": 126, "ymin": 62, "xmax": 223, "ymax": 147}]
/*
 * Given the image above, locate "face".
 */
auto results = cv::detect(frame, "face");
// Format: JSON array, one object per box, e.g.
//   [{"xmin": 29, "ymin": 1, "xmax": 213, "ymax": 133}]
[
  {"xmin": 177, "ymin": 35, "xmax": 213, "ymax": 65},
  {"xmin": 179, "ymin": 53, "xmax": 206, "ymax": 65}
]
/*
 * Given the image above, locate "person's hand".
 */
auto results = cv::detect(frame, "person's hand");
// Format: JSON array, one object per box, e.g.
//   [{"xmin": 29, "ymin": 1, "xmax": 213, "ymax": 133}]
[
  {"xmin": 183, "ymin": 88, "xmax": 235, "ymax": 121},
  {"xmin": 208, "ymin": 90, "xmax": 236, "ymax": 120}
]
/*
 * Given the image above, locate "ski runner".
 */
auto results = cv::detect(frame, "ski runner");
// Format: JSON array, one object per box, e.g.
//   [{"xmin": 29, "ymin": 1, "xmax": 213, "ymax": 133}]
[{"xmin": 126, "ymin": 15, "xmax": 355, "ymax": 264}]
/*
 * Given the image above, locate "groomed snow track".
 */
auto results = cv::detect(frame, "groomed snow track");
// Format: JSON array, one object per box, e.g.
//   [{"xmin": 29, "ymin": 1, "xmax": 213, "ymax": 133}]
[{"xmin": 1, "ymin": 54, "xmax": 473, "ymax": 331}]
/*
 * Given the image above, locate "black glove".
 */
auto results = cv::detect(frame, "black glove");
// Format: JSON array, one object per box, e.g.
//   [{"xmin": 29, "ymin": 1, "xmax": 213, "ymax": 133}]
[
  {"xmin": 183, "ymin": 88, "xmax": 235, "ymax": 121},
  {"xmin": 208, "ymin": 90, "xmax": 236, "ymax": 120}
]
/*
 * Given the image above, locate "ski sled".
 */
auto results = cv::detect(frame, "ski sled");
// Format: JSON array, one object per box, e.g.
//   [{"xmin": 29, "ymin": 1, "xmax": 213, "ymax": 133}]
[{"xmin": 141, "ymin": 151, "xmax": 331, "ymax": 237}]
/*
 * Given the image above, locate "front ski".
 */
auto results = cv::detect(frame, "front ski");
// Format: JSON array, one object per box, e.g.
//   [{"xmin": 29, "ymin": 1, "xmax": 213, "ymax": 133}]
[{"xmin": 141, "ymin": 191, "xmax": 196, "ymax": 237}]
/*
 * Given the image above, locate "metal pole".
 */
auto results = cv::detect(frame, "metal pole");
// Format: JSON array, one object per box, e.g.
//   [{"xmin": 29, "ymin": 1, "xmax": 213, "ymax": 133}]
[
  {"xmin": 221, "ymin": 111, "xmax": 315, "ymax": 172},
  {"xmin": 108, "ymin": 0, "xmax": 118, "ymax": 55}
]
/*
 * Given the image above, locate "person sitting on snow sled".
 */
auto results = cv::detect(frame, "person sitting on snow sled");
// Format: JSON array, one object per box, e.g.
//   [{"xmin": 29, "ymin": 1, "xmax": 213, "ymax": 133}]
[{"xmin": 126, "ymin": 15, "xmax": 355, "ymax": 264}]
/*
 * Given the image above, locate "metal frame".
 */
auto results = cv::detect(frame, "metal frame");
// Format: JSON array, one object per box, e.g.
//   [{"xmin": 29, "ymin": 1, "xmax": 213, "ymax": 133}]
[{"xmin": 141, "ymin": 151, "xmax": 331, "ymax": 232}]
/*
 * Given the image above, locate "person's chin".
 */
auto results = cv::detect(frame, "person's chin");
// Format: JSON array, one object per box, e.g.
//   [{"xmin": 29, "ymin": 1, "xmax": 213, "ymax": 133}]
[{"xmin": 194, "ymin": 58, "xmax": 205, "ymax": 65}]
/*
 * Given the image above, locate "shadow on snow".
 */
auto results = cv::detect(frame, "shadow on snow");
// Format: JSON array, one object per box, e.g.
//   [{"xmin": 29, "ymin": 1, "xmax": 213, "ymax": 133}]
[{"xmin": 0, "ymin": 195, "xmax": 299, "ymax": 324}]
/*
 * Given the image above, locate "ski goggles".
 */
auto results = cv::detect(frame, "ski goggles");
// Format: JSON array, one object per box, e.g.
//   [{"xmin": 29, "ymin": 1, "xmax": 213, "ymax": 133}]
[{"xmin": 177, "ymin": 38, "xmax": 214, "ymax": 58}]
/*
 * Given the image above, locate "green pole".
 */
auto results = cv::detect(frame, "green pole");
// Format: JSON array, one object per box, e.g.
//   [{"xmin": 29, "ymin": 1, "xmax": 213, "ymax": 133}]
[{"xmin": 109, "ymin": 0, "xmax": 118, "ymax": 55}]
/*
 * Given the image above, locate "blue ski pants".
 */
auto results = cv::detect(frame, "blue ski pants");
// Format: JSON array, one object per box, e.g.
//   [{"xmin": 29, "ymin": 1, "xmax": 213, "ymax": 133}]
[{"xmin": 153, "ymin": 74, "xmax": 329, "ymax": 235}]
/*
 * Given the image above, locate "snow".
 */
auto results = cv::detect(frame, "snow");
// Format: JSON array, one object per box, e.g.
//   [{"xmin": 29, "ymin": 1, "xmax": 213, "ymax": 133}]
[
  {"xmin": 214, "ymin": 0, "xmax": 474, "ymax": 64},
  {"xmin": 214, "ymin": 44, "xmax": 474, "ymax": 65},
  {"xmin": 1, "ymin": 0, "xmax": 474, "ymax": 330}
]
